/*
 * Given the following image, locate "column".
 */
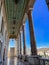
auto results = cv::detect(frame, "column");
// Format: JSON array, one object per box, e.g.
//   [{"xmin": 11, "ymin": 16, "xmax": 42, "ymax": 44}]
[
  {"xmin": 0, "ymin": 0, "xmax": 2, "ymax": 12},
  {"xmin": 16, "ymin": 39, "xmax": 19, "ymax": 56},
  {"xmin": 3, "ymin": 47, "xmax": 6, "ymax": 65},
  {"xmin": 16, "ymin": 37, "xmax": 20, "ymax": 56},
  {"xmin": 27, "ymin": 10, "xmax": 37, "ymax": 55},
  {"xmin": 0, "ymin": 41, "xmax": 2, "ymax": 62},
  {"xmin": 20, "ymin": 31, "xmax": 22, "ymax": 55},
  {"xmin": 22, "ymin": 24, "xmax": 26, "ymax": 55}
]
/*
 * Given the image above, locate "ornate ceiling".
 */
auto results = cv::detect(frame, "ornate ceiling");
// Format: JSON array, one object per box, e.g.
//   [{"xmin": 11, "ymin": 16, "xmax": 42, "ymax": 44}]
[
  {"xmin": 5, "ymin": 0, "xmax": 28, "ymax": 38},
  {"xmin": 4, "ymin": 0, "xmax": 35, "ymax": 38}
]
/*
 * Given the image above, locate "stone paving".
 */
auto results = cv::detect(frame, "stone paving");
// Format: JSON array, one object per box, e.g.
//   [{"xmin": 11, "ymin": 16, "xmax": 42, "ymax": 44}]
[{"xmin": 7, "ymin": 57, "xmax": 29, "ymax": 65}]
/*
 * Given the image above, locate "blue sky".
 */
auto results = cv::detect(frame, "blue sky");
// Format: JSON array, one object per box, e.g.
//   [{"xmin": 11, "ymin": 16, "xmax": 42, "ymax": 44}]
[
  {"xmin": 33, "ymin": 0, "xmax": 49, "ymax": 48},
  {"xmin": 9, "ymin": 0, "xmax": 49, "ymax": 48}
]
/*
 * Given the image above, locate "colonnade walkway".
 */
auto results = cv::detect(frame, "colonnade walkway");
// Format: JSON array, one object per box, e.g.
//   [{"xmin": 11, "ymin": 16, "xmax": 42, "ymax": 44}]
[{"xmin": 0, "ymin": 0, "xmax": 49, "ymax": 65}]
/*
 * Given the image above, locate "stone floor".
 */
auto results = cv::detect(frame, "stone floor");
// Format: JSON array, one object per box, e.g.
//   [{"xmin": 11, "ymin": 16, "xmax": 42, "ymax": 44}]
[{"xmin": 7, "ymin": 57, "xmax": 29, "ymax": 65}]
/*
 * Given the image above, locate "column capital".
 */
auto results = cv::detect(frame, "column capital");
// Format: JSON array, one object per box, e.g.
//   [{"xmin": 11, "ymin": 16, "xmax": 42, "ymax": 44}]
[
  {"xmin": 16, "ymin": 38, "xmax": 19, "ymax": 41},
  {"xmin": 20, "ymin": 30, "xmax": 22, "ymax": 34},
  {"xmin": 17, "ymin": 33, "xmax": 20, "ymax": 38},
  {"xmin": 29, "ymin": 8, "xmax": 33, "ymax": 11},
  {"xmin": 23, "ymin": 23, "xmax": 25, "ymax": 26},
  {"xmin": 22, "ymin": 23, "xmax": 25, "ymax": 31},
  {"xmin": 26, "ymin": 7, "xmax": 33, "ymax": 15}
]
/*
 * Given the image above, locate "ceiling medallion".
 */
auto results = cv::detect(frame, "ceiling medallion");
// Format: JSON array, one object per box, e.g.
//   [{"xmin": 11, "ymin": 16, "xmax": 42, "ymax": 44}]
[
  {"xmin": 13, "ymin": 20, "xmax": 16, "ymax": 25},
  {"xmin": 12, "ymin": 31, "xmax": 15, "ymax": 34},
  {"xmin": 13, "ymin": 17, "xmax": 16, "ymax": 25},
  {"xmin": 12, "ymin": 27, "xmax": 15, "ymax": 29},
  {"xmin": 14, "ymin": 0, "xmax": 19, "ymax": 4}
]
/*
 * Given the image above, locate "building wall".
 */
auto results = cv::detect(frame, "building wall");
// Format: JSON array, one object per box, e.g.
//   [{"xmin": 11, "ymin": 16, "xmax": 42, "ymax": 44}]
[{"xmin": 0, "ymin": 1, "xmax": 9, "ymax": 65}]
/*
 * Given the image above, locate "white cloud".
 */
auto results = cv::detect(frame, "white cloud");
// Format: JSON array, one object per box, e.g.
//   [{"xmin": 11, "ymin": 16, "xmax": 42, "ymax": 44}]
[{"xmin": 37, "ymin": 43, "xmax": 49, "ymax": 49}]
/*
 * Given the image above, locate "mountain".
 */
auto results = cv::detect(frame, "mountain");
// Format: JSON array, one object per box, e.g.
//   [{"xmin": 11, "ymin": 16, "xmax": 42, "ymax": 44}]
[
  {"xmin": 37, "ymin": 48, "xmax": 49, "ymax": 52},
  {"xmin": 37, "ymin": 48, "xmax": 49, "ymax": 56}
]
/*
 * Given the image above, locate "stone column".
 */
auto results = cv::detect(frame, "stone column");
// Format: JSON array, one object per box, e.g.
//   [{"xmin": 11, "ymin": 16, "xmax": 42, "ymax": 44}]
[
  {"xmin": 22, "ymin": 24, "xmax": 26, "ymax": 55},
  {"xmin": 0, "ymin": 41, "xmax": 2, "ymax": 62},
  {"xmin": 27, "ymin": 10, "xmax": 37, "ymax": 55},
  {"xmin": 16, "ymin": 38, "xmax": 20, "ymax": 56},
  {"xmin": 3, "ymin": 47, "xmax": 6, "ymax": 65},
  {"xmin": 0, "ymin": 0, "xmax": 2, "ymax": 12},
  {"xmin": 16, "ymin": 39, "xmax": 19, "ymax": 56},
  {"xmin": 20, "ymin": 31, "xmax": 22, "ymax": 55}
]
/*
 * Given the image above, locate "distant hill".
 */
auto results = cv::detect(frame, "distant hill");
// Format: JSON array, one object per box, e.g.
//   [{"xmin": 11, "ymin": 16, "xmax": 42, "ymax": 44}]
[
  {"xmin": 37, "ymin": 48, "xmax": 49, "ymax": 56},
  {"xmin": 37, "ymin": 48, "xmax": 49, "ymax": 52}
]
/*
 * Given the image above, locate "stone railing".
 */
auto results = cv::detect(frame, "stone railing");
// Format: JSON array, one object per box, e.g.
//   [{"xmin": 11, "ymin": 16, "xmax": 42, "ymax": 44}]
[
  {"xmin": 18, "ymin": 55, "xmax": 40, "ymax": 65},
  {"xmin": 18, "ymin": 55, "xmax": 49, "ymax": 65},
  {"xmin": 39, "ymin": 58, "xmax": 49, "ymax": 65}
]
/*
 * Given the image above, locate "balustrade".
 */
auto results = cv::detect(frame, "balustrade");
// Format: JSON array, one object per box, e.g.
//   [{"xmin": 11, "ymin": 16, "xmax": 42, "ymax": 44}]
[
  {"xmin": 39, "ymin": 58, "xmax": 49, "ymax": 65},
  {"xmin": 17, "ymin": 55, "xmax": 49, "ymax": 65}
]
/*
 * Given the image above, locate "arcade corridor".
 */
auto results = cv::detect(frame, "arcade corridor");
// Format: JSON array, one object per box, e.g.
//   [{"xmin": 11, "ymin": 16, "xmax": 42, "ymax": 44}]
[{"xmin": 0, "ymin": 0, "xmax": 49, "ymax": 65}]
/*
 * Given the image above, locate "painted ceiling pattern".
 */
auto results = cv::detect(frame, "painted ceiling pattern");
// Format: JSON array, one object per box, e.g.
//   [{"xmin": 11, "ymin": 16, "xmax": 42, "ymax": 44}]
[{"xmin": 5, "ymin": 0, "xmax": 28, "ymax": 38}]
